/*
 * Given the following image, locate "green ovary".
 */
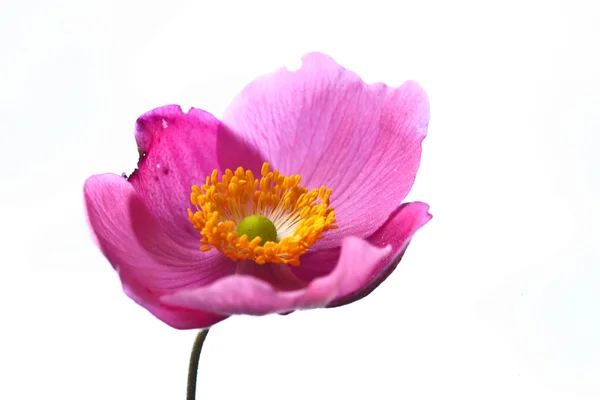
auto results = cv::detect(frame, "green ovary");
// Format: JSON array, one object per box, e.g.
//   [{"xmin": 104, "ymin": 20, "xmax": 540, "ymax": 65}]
[{"xmin": 236, "ymin": 215, "xmax": 278, "ymax": 244}]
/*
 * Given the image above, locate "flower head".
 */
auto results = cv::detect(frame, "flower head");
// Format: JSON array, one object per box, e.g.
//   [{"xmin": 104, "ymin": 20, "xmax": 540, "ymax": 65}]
[{"xmin": 84, "ymin": 53, "xmax": 432, "ymax": 329}]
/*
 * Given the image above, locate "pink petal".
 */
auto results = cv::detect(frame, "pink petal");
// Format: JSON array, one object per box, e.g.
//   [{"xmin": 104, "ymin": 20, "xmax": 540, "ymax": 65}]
[
  {"xmin": 222, "ymin": 53, "xmax": 430, "ymax": 248},
  {"xmin": 84, "ymin": 173, "xmax": 234, "ymax": 329},
  {"xmin": 329, "ymin": 201, "xmax": 432, "ymax": 307},
  {"xmin": 161, "ymin": 237, "xmax": 391, "ymax": 316},
  {"xmin": 128, "ymin": 105, "xmax": 219, "ymax": 248},
  {"xmin": 122, "ymin": 274, "xmax": 227, "ymax": 329},
  {"xmin": 291, "ymin": 202, "xmax": 431, "ymax": 292},
  {"xmin": 288, "ymin": 246, "xmax": 341, "ymax": 283},
  {"xmin": 128, "ymin": 105, "xmax": 263, "ymax": 249},
  {"xmin": 236, "ymin": 261, "xmax": 308, "ymax": 291}
]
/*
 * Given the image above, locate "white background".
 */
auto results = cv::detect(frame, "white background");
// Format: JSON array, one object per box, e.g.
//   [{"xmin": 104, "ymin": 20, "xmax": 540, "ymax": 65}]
[{"xmin": 1, "ymin": 0, "xmax": 598, "ymax": 399}]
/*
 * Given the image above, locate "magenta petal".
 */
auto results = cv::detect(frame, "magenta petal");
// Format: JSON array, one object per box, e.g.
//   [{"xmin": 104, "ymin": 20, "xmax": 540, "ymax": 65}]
[
  {"xmin": 291, "ymin": 202, "xmax": 431, "ymax": 288},
  {"xmin": 222, "ymin": 53, "xmax": 430, "ymax": 248},
  {"xmin": 236, "ymin": 261, "xmax": 308, "ymax": 291},
  {"xmin": 329, "ymin": 202, "xmax": 432, "ymax": 307},
  {"xmin": 289, "ymin": 246, "xmax": 341, "ymax": 283},
  {"xmin": 161, "ymin": 237, "xmax": 391, "ymax": 316},
  {"xmin": 122, "ymin": 275, "xmax": 227, "ymax": 329},
  {"xmin": 128, "ymin": 105, "xmax": 222, "ymax": 248},
  {"xmin": 84, "ymin": 173, "xmax": 234, "ymax": 329}
]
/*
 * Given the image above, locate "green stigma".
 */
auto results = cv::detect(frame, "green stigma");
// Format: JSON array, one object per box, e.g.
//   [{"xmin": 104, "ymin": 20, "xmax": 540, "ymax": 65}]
[{"xmin": 236, "ymin": 215, "xmax": 278, "ymax": 244}]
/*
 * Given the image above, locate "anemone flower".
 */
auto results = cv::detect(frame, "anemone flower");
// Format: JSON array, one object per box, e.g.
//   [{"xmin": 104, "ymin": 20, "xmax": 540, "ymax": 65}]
[{"xmin": 84, "ymin": 52, "xmax": 431, "ymax": 330}]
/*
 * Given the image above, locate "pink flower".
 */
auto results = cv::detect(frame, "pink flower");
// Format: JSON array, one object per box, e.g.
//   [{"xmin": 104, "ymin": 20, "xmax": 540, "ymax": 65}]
[{"xmin": 84, "ymin": 53, "xmax": 432, "ymax": 329}]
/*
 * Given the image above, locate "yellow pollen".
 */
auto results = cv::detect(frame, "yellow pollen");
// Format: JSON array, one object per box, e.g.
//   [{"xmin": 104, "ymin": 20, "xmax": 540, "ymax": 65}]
[{"xmin": 188, "ymin": 162, "xmax": 337, "ymax": 266}]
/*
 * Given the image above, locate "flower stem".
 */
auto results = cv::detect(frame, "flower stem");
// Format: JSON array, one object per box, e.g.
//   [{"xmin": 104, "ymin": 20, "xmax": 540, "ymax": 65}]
[{"xmin": 187, "ymin": 329, "xmax": 209, "ymax": 400}]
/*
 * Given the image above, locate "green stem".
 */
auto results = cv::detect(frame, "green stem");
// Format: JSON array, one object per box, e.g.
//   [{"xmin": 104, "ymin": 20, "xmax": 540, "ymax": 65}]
[{"xmin": 187, "ymin": 329, "xmax": 210, "ymax": 400}]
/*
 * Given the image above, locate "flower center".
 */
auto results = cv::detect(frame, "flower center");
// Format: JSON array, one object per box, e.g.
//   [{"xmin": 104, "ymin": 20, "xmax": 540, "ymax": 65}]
[
  {"xmin": 236, "ymin": 214, "xmax": 278, "ymax": 244},
  {"xmin": 188, "ymin": 162, "xmax": 337, "ymax": 266}
]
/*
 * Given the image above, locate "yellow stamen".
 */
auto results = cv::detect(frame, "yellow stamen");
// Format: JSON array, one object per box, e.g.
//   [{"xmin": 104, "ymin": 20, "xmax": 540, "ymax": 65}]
[{"xmin": 188, "ymin": 162, "xmax": 337, "ymax": 266}]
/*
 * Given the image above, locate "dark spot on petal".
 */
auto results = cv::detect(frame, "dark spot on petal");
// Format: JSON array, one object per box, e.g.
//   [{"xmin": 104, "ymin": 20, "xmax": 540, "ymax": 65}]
[
  {"xmin": 121, "ymin": 172, "xmax": 128, "ymax": 179},
  {"xmin": 127, "ymin": 168, "xmax": 139, "ymax": 182},
  {"xmin": 162, "ymin": 167, "xmax": 169, "ymax": 175},
  {"xmin": 153, "ymin": 176, "xmax": 158, "ymax": 182}
]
